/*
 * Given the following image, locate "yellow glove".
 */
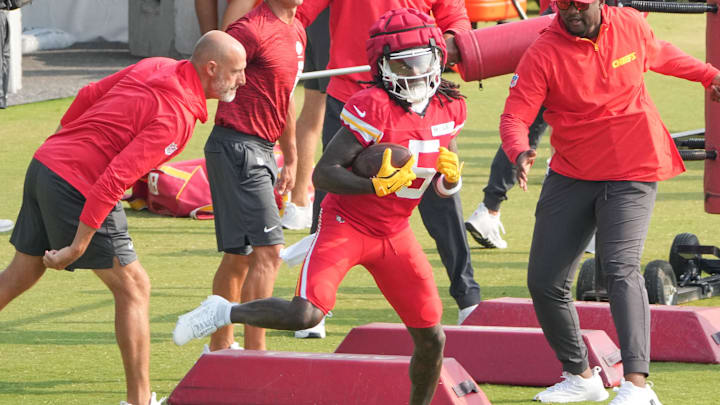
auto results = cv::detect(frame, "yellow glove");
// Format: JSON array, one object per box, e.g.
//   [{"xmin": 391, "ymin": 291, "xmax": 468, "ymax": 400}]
[
  {"xmin": 371, "ymin": 148, "xmax": 416, "ymax": 197},
  {"xmin": 435, "ymin": 146, "xmax": 464, "ymax": 184}
]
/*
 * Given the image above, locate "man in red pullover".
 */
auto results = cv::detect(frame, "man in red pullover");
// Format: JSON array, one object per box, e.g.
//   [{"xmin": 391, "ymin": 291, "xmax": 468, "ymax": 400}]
[
  {"xmin": 0, "ymin": 31, "xmax": 247, "ymax": 405},
  {"xmin": 501, "ymin": 1, "xmax": 720, "ymax": 404}
]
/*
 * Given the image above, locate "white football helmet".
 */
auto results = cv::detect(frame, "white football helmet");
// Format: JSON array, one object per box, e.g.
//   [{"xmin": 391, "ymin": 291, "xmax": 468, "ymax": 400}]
[{"xmin": 379, "ymin": 46, "xmax": 443, "ymax": 105}]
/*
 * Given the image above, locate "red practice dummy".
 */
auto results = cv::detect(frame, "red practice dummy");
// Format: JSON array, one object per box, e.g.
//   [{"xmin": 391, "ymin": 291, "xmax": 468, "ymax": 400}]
[
  {"xmin": 169, "ymin": 350, "xmax": 492, "ymax": 405},
  {"xmin": 705, "ymin": 0, "xmax": 720, "ymax": 213},
  {"xmin": 463, "ymin": 297, "xmax": 720, "ymax": 363},
  {"xmin": 335, "ymin": 323, "xmax": 623, "ymax": 387},
  {"xmin": 454, "ymin": 14, "xmax": 554, "ymax": 82}
]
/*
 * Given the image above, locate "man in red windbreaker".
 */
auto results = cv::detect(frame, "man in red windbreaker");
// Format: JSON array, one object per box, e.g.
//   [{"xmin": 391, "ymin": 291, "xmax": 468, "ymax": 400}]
[
  {"xmin": 500, "ymin": 0, "xmax": 720, "ymax": 404},
  {"xmin": 0, "ymin": 31, "xmax": 247, "ymax": 405},
  {"xmin": 296, "ymin": 0, "xmax": 484, "ymax": 326}
]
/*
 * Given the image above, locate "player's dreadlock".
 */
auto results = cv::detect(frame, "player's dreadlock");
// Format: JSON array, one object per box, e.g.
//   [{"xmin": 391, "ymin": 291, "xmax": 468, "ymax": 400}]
[
  {"xmin": 436, "ymin": 77, "xmax": 466, "ymax": 104},
  {"xmin": 360, "ymin": 75, "xmax": 465, "ymax": 112}
]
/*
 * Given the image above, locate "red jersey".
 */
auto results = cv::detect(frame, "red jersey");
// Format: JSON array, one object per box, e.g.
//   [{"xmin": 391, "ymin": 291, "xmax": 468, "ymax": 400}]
[
  {"xmin": 216, "ymin": 3, "xmax": 306, "ymax": 142},
  {"xmin": 500, "ymin": 6, "xmax": 720, "ymax": 182},
  {"xmin": 297, "ymin": 0, "xmax": 470, "ymax": 103},
  {"xmin": 34, "ymin": 58, "xmax": 208, "ymax": 229},
  {"xmin": 322, "ymin": 88, "xmax": 466, "ymax": 237}
]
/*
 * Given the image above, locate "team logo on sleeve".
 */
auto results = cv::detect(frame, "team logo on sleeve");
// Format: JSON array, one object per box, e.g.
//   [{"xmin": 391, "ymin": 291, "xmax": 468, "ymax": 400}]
[
  {"xmin": 164, "ymin": 142, "xmax": 178, "ymax": 156},
  {"xmin": 510, "ymin": 74, "xmax": 519, "ymax": 88}
]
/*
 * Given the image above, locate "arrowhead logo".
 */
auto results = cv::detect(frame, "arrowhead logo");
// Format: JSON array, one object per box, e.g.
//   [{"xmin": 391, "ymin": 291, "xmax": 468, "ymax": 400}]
[{"xmin": 164, "ymin": 142, "xmax": 178, "ymax": 156}]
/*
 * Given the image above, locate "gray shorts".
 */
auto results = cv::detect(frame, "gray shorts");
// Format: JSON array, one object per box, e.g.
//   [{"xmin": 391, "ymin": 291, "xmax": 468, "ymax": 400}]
[
  {"xmin": 204, "ymin": 126, "xmax": 284, "ymax": 255},
  {"xmin": 302, "ymin": 7, "xmax": 330, "ymax": 93},
  {"xmin": 10, "ymin": 159, "xmax": 137, "ymax": 271}
]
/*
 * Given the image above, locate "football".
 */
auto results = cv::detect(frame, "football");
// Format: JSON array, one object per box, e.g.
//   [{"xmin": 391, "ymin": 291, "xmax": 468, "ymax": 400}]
[{"xmin": 351, "ymin": 143, "xmax": 413, "ymax": 178}]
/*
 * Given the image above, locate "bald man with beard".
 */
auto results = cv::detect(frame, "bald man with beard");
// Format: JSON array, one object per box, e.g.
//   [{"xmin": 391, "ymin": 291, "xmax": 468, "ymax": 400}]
[{"xmin": 0, "ymin": 31, "xmax": 246, "ymax": 405}]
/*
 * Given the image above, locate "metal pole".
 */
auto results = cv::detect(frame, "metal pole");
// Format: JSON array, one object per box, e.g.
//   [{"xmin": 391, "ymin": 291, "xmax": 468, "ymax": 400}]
[
  {"xmin": 298, "ymin": 65, "xmax": 370, "ymax": 81},
  {"xmin": 511, "ymin": 0, "xmax": 528, "ymax": 20}
]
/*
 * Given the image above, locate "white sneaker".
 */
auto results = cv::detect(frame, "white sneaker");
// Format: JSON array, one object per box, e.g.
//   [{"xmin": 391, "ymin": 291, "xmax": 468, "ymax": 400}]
[
  {"xmin": 609, "ymin": 379, "xmax": 662, "ymax": 405},
  {"xmin": 534, "ymin": 366, "xmax": 609, "ymax": 403},
  {"xmin": 0, "ymin": 219, "xmax": 14, "ymax": 233},
  {"xmin": 294, "ymin": 316, "xmax": 326, "ymax": 339},
  {"xmin": 120, "ymin": 392, "xmax": 167, "ymax": 405},
  {"xmin": 282, "ymin": 202, "xmax": 313, "ymax": 230},
  {"xmin": 457, "ymin": 304, "xmax": 478, "ymax": 325},
  {"xmin": 202, "ymin": 340, "xmax": 244, "ymax": 354},
  {"xmin": 465, "ymin": 203, "xmax": 507, "ymax": 249},
  {"xmin": 173, "ymin": 295, "xmax": 232, "ymax": 346}
]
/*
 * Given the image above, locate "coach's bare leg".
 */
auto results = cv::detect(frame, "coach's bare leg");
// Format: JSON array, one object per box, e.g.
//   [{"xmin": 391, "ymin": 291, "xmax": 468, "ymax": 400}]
[
  {"xmin": 209, "ymin": 253, "xmax": 249, "ymax": 351},
  {"xmin": 407, "ymin": 324, "xmax": 446, "ymax": 405},
  {"xmin": 94, "ymin": 258, "xmax": 151, "ymax": 405},
  {"xmin": 242, "ymin": 244, "xmax": 283, "ymax": 350},
  {"xmin": 291, "ymin": 89, "xmax": 326, "ymax": 207},
  {"xmin": 0, "ymin": 251, "xmax": 46, "ymax": 311}
]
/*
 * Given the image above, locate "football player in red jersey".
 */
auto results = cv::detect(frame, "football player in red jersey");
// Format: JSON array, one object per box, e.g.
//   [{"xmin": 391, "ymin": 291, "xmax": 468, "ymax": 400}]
[
  {"xmin": 174, "ymin": 9, "xmax": 466, "ymax": 404},
  {"xmin": 296, "ymin": 0, "xmax": 482, "ymax": 325}
]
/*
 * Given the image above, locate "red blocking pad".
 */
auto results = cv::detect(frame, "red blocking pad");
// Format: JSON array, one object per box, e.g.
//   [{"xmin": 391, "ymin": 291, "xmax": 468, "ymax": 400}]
[
  {"xmin": 463, "ymin": 297, "xmax": 720, "ymax": 363},
  {"xmin": 168, "ymin": 350, "xmax": 491, "ymax": 405},
  {"xmin": 705, "ymin": 0, "xmax": 720, "ymax": 213},
  {"xmin": 335, "ymin": 323, "xmax": 623, "ymax": 388}
]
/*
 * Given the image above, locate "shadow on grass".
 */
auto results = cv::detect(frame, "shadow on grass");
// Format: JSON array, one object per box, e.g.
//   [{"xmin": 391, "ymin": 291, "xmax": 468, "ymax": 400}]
[
  {"xmin": 656, "ymin": 191, "xmax": 704, "ymax": 201},
  {"xmin": 0, "ymin": 328, "xmax": 178, "ymax": 345},
  {"xmin": 0, "ymin": 299, "xmax": 114, "ymax": 329},
  {"xmin": 151, "ymin": 248, "xmax": 219, "ymax": 257},
  {"xmin": 479, "ymin": 286, "xmax": 532, "ymax": 299},
  {"xmin": 0, "ymin": 329, "xmax": 117, "ymax": 345},
  {"xmin": 0, "ymin": 380, "xmax": 122, "ymax": 396}
]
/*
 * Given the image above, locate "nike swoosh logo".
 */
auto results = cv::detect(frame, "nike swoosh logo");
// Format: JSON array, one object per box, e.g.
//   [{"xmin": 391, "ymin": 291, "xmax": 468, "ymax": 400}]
[
  {"xmin": 353, "ymin": 105, "xmax": 367, "ymax": 117},
  {"xmin": 264, "ymin": 225, "xmax": 278, "ymax": 233}
]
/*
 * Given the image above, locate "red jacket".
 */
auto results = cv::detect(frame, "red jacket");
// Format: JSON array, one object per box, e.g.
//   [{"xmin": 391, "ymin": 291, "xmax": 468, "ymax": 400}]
[
  {"xmin": 500, "ymin": 6, "xmax": 719, "ymax": 182},
  {"xmin": 34, "ymin": 58, "xmax": 207, "ymax": 229},
  {"xmin": 297, "ymin": 0, "xmax": 470, "ymax": 104}
]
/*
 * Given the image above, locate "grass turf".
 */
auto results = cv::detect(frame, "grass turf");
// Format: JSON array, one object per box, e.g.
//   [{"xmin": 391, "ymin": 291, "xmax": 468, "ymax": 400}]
[{"xmin": 1, "ymin": 11, "xmax": 719, "ymax": 405}]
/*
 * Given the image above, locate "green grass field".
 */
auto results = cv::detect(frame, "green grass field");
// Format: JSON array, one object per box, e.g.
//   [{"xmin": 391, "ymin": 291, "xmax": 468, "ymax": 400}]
[{"xmin": 1, "ymin": 11, "xmax": 719, "ymax": 405}]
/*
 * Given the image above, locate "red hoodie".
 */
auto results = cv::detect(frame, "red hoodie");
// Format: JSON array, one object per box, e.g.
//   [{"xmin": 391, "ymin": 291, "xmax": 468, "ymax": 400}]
[
  {"xmin": 34, "ymin": 58, "xmax": 208, "ymax": 229},
  {"xmin": 500, "ymin": 6, "xmax": 719, "ymax": 182}
]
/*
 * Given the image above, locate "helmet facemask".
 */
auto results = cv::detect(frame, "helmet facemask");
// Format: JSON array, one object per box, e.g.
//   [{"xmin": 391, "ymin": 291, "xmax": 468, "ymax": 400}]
[{"xmin": 379, "ymin": 46, "xmax": 443, "ymax": 105}]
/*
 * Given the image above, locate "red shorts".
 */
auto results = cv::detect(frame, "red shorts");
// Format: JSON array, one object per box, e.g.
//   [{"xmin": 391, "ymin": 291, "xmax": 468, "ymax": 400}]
[{"xmin": 295, "ymin": 209, "xmax": 442, "ymax": 328}]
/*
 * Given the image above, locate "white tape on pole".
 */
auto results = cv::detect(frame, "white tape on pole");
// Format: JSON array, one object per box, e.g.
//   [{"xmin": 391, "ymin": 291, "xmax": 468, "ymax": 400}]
[{"xmin": 299, "ymin": 65, "xmax": 371, "ymax": 81}]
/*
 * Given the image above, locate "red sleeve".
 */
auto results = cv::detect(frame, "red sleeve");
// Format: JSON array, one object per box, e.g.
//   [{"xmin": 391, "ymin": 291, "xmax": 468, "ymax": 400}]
[
  {"xmin": 431, "ymin": 0, "xmax": 472, "ymax": 34},
  {"xmin": 340, "ymin": 92, "xmax": 386, "ymax": 147},
  {"xmin": 226, "ymin": 19, "xmax": 260, "ymax": 62},
  {"xmin": 60, "ymin": 64, "xmax": 135, "ymax": 127},
  {"xmin": 296, "ymin": 0, "xmax": 329, "ymax": 28},
  {"xmin": 500, "ymin": 49, "xmax": 548, "ymax": 164},
  {"xmin": 643, "ymin": 16, "xmax": 720, "ymax": 88},
  {"xmin": 452, "ymin": 98, "xmax": 467, "ymax": 142},
  {"xmin": 79, "ymin": 116, "xmax": 186, "ymax": 228}
]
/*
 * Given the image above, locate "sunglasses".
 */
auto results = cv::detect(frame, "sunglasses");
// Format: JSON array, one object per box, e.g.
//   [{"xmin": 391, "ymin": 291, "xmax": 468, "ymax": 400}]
[{"xmin": 555, "ymin": 0, "xmax": 591, "ymax": 10}]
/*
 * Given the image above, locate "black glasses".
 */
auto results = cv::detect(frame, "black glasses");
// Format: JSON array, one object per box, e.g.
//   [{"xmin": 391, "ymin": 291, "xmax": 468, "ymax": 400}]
[{"xmin": 555, "ymin": 0, "xmax": 591, "ymax": 10}]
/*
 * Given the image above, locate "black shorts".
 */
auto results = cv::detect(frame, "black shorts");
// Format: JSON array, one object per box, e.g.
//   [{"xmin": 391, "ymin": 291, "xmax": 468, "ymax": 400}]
[
  {"xmin": 204, "ymin": 126, "xmax": 284, "ymax": 255},
  {"xmin": 10, "ymin": 159, "xmax": 137, "ymax": 270},
  {"xmin": 302, "ymin": 7, "xmax": 330, "ymax": 93}
]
